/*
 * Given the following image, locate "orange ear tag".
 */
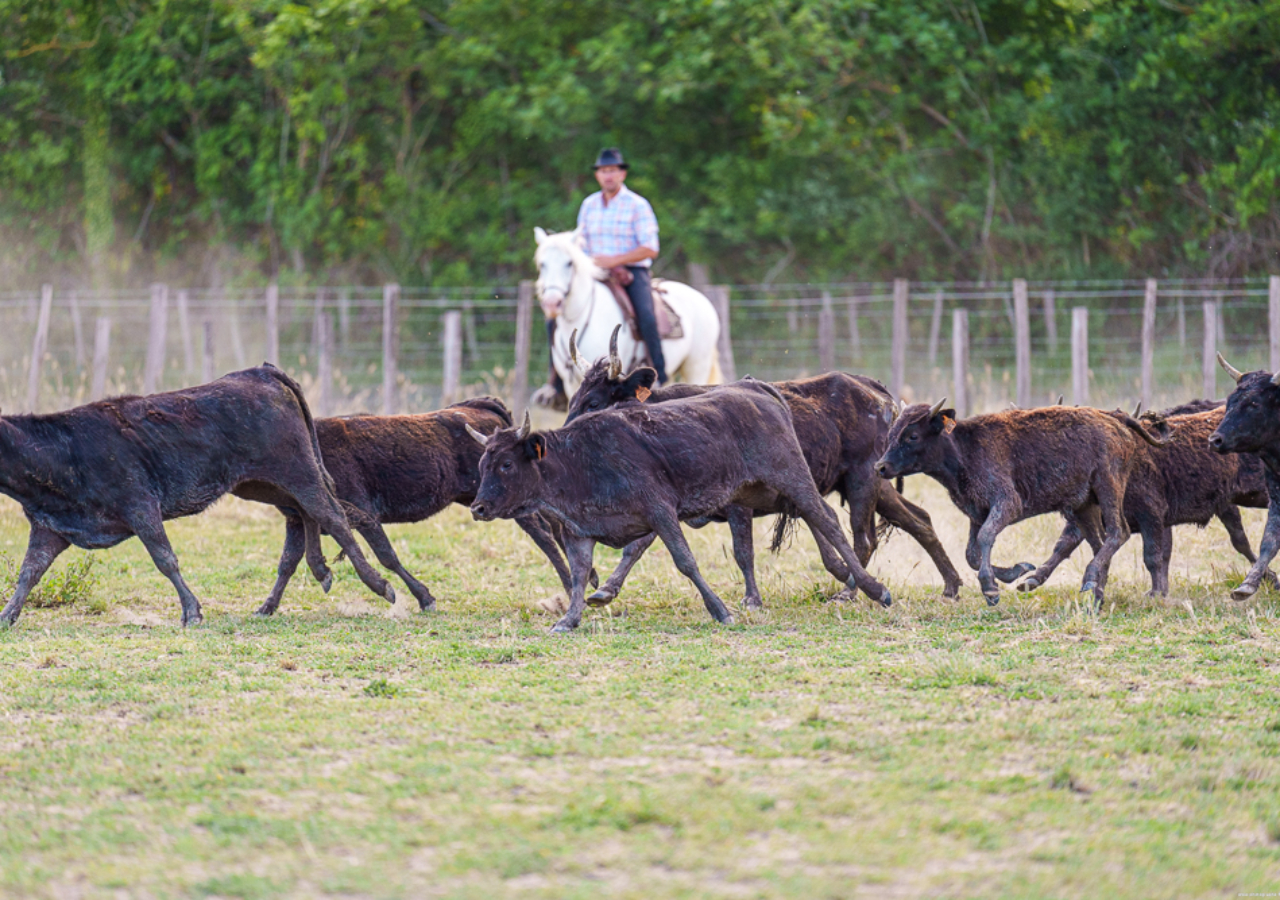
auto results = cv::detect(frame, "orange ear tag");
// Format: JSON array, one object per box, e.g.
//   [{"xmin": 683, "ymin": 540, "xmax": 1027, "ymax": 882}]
[
  {"xmin": 943, "ymin": 416, "xmax": 956, "ymax": 434},
  {"xmin": 535, "ymin": 442, "xmax": 545, "ymax": 461},
  {"xmin": 635, "ymin": 386, "xmax": 652, "ymax": 402}
]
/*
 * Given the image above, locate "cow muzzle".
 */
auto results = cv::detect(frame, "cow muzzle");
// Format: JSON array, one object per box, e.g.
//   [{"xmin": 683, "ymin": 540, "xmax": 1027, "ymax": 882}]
[
  {"xmin": 470, "ymin": 501, "xmax": 496, "ymax": 521},
  {"xmin": 873, "ymin": 459, "xmax": 895, "ymax": 479},
  {"xmin": 1207, "ymin": 431, "xmax": 1229, "ymax": 454}
]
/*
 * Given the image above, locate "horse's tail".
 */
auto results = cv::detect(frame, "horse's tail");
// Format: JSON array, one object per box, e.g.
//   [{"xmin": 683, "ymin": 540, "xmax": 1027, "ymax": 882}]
[{"xmin": 706, "ymin": 348, "xmax": 724, "ymax": 385}]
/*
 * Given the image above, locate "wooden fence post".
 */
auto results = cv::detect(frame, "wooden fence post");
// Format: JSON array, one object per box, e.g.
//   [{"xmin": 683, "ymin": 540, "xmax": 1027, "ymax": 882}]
[
  {"xmin": 892, "ymin": 278, "xmax": 908, "ymax": 397},
  {"xmin": 265, "ymin": 282, "xmax": 279, "ymax": 365},
  {"xmin": 1043, "ymin": 288, "xmax": 1058, "ymax": 354},
  {"xmin": 442, "ymin": 310, "xmax": 463, "ymax": 406},
  {"xmin": 228, "ymin": 293, "xmax": 246, "ymax": 369},
  {"xmin": 338, "ymin": 288, "xmax": 351, "ymax": 351},
  {"xmin": 952, "ymin": 308, "xmax": 969, "ymax": 418},
  {"xmin": 687, "ymin": 263, "xmax": 710, "ymax": 289},
  {"xmin": 1072, "ymin": 307, "xmax": 1089, "ymax": 406},
  {"xmin": 711, "ymin": 285, "xmax": 737, "ymax": 382},
  {"xmin": 69, "ymin": 289, "xmax": 86, "ymax": 371},
  {"xmin": 513, "ymin": 280, "xmax": 534, "ymax": 420},
  {"xmin": 176, "ymin": 289, "xmax": 195, "ymax": 379},
  {"xmin": 1203, "ymin": 300, "xmax": 1217, "ymax": 398},
  {"xmin": 382, "ymin": 283, "xmax": 399, "ymax": 414},
  {"xmin": 91, "ymin": 317, "xmax": 111, "ymax": 400},
  {"xmin": 1013, "ymin": 278, "xmax": 1030, "ymax": 408},
  {"xmin": 1270, "ymin": 275, "xmax": 1280, "ymax": 373},
  {"xmin": 1141, "ymin": 279, "xmax": 1157, "ymax": 408},
  {"xmin": 144, "ymin": 282, "xmax": 169, "ymax": 394},
  {"xmin": 818, "ymin": 290, "xmax": 835, "ymax": 372},
  {"xmin": 202, "ymin": 320, "xmax": 215, "ymax": 384},
  {"xmin": 847, "ymin": 292, "xmax": 861, "ymax": 363},
  {"xmin": 927, "ymin": 288, "xmax": 944, "ymax": 367},
  {"xmin": 462, "ymin": 300, "xmax": 480, "ymax": 365},
  {"xmin": 1177, "ymin": 296, "xmax": 1186, "ymax": 349},
  {"xmin": 317, "ymin": 312, "xmax": 333, "ymax": 416},
  {"xmin": 27, "ymin": 284, "xmax": 53, "ymax": 411}
]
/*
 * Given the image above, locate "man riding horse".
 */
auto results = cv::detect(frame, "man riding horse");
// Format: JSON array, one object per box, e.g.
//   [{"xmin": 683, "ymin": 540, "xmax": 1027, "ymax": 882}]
[{"xmin": 535, "ymin": 147, "xmax": 666, "ymax": 410}]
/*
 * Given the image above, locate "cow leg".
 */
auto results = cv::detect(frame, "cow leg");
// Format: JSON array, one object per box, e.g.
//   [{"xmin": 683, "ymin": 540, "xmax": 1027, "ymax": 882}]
[
  {"xmin": 725, "ymin": 505, "xmax": 763, "ymax": 609},
  {"xmin": 842, "ymin": 475, "xmax": 880, "ymax": 566},
  {"xmin": 258, "ymin": 515, "xmax": 306, "ymax": 616},
  {"xmin": 300, "ymin": 516, "xmax": 333, "ymax": 591},
  {"xmin": 588, "ymin": 534, "xmax": 657, "ymax": 606},
  {"xmin": 973, "ymin": 505, "xmax": 1021, "ymax": 605},
  {"xmin": 1141, "ymin": 523, "xmax": 1172, "ymax": 597},
  {"xmin": 1080, "ymin": 480, "xmax": 1131, "ymax": 608},
  {"xmin": 0, "ymin": 526, "xmax": 70, "ymax": 626},
  {"xmin": 965, "ymin": 518, "xmax": 1035, "ymax": 587},
  {"xmin": 550, "ymin": 535, "xmax": 597, "ymax": 633},
  {"xmin": 1020, "ymin": 506, "xmax": 1102, "ymax": 591},
  {"xmin": 782, "ymin": 487, "xmax": 890, "ymax": 607},
  {"xmin": 1217, "ymin": 506, "xmax": 1280, "ymax": 590},
  {"xmin": 876, "ymin": 487, "xmax": 963, "ymax": 599},
  {"xmin": 130, "ymin": 511, "xmax": 204, "ymax": 626},
  {"xmin": 515, "ymin": 515, "xmax": 576, "ymax": 596},
  {"xmin": 649, "ymin": 517, "xmax": 735, "ymax": 624},
  {"xmin": 284, "ymin": 486, "xmax": 395, "ymax": 605},
  {"xmin": 360, "ymin": 523, "xmax": 435, "ymax": 610}
]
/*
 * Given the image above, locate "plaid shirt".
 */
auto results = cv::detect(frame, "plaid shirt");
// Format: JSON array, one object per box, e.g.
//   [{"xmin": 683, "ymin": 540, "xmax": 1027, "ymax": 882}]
[{"xmin": 577, "ymin": 185, "xmax": 659, "ymax": 267}]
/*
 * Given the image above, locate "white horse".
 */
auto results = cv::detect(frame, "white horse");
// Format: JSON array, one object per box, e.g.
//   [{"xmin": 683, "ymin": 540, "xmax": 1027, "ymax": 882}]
[{"xmin": 532, "ymin": 227, "xmax": 722, "ymax": 398}]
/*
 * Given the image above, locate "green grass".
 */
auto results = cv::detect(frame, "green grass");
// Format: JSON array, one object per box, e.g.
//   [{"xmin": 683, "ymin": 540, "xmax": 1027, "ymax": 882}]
[{"xmin": 0, "ymin": 483, "xmax": 1278, "ymax": 899}]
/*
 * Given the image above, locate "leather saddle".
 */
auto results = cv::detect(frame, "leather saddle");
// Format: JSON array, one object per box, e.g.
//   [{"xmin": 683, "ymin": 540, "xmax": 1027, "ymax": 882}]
[{"xmin": 604, "ymin": 267, "xmax": 683, "ymax": 341}]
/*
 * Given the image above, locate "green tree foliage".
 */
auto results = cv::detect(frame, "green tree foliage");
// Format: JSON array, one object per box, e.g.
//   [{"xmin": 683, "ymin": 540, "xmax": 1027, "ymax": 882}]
[{"xmin": 2, "ymin": 0, "xmax": 1278, "ymax": 286}]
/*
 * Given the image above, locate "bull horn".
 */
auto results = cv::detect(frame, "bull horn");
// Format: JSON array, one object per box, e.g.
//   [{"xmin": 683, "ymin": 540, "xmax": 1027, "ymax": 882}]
[
  {"xmin": 1132, "ymin": 401, "xmax": 1142, "ymax": 417},
  {"xmin": 568, "ymin": 329, "xmax": 588, "ymax": 375},
  {"xmin": 516, "ymin": 411, "xmax": 532, "ymax": 440},
  {"xmin": 1056, "ymin": 394, "xmax": 1064, "ymax": 405},
  {"xmin": 607, "ymin": 325, "xmax": 623, "ymax": 380},
  {"xmin": 1272, "ymin": 370, "xmax": 1280, "ymax": 387},
  {"xmin": 929, "ymin": 397, "xmax": 948, "ymax": 417},
  {"xmin": 465, "ymin": 423, "xmax": 490, "ymax": 447},
  {"xmin": 1217, "ymin": 352, "xmax": 1244, "ymax": 383}
]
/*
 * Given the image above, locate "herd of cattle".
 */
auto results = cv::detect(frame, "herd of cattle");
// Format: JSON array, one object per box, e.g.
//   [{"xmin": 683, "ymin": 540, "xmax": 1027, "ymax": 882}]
[{"xmin": 1, "ymin": 327, "xmax": 1278, "ymax": 633}]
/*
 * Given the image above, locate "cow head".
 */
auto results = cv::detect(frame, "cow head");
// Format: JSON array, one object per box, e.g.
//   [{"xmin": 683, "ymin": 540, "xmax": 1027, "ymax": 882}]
[
  {"xmin": 468, "ymin": 412, "xmax": 548, "ymax": 521},
  {"xmin": 1209, "ymin": 353, "xmax": 1280, "ymax": 454},
  {"xmin": 564, "ymin": 325, "xmax": 656, "ymax": 424},
  {"xmin": 874, "ymin": 397, "xmax": 955, "ymax": 479}
]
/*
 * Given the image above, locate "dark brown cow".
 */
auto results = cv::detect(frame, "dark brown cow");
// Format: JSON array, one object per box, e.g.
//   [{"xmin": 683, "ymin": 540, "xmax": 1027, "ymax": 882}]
[
  {"xmin": 469, "ymin": 381, "xmax": 892, "ymax": 632},
  {"xmin": 254, "ymin": 397, "xmax": 576, "ymax": 615},
  {"xmin": 1209, "ymin": 354, "xmax": 1280, "ymax": 600},
  {"xmin": 0, "ymin": 365, "xmax": 393, "ymax": 626},
  {"xmin": 874, "ymin": 400, "xmax": 1165, "ymax": 606},
  {"xmin": 1019, "ymin": 402, "xmax": 1271, "ymax": 595},
  {"xmin": 563, "ymin": 331, "xmax": 961, "ymax": 607}
]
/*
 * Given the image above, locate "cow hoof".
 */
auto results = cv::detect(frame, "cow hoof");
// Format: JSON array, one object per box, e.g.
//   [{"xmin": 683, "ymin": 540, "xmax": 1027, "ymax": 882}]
[
  {"xmin": 829, "ymin": 587, "xmax": 858, "ymax": 603},
  {"xmin": 983, "ymin": 592, "xmax": 1000, "ymax": 607},
  {"xmin": 549, "ymin": 619, "xmax": 577, "ymax": 634},
  {"xmin": 586, "ymin": 590, "xmax": 615, "ymax": 608},
  {"xmin": 1017, "ymin": 577, "xmax": 1040, "ymax": 592},
  {"xmin": 742, "ymin": 596, "xmax": 764, "ymax": 610},
  {"xmin": 382, "ymin": 585, "xmax": 397, "ymax": 605},
  {"xmin": 254, "ymin": 603, "xmax": 278, "ymax": 617},
  {"xmin": 0, "ymin": 614, "xmax": 17, "ymax": 628},
  {"xmin": 1231, "ymin": 584, "xmax": 1258, "ymax": 602},
  {"xmin": 182, "ymin": 613, "xmax": 204, "ymax": 627},
  {"xmin": 320, "ymin": 572, "xmax": 333, "ymax": 594},
  {"xmin": 719, "ymin": 614, "xmax": 736, "ymax": 625},
  {"xmin": 1080, "ymin": 581, "xmax": 1097, "ymax": 596},
  {"xmin": 943, "ymin": 583, "xmax": 962, "ymax": 601},
  {"xmin": 589, "ymin": 568, "xmax": 600, "ymax": 590},
  {"xmin": 877, "ymin": 589, "xmax": 892, "ymax": 608},
  {"xmin": 1014, "ymin": 562, "xmax": 1036, "ymax": 578}
]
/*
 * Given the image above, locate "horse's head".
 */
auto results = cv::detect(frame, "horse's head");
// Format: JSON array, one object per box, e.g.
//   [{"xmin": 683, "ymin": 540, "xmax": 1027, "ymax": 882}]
[{"xmin": 533, "ymin": 227, "xmax": 602, "ymax": 319}]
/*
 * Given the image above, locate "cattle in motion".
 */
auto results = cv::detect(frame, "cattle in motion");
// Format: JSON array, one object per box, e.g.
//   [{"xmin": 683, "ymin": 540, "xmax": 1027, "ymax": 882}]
[
  {"xmin": 253, "ymin": 397, "xmax": 577, "ymax": 616},
  {"xmin": 1018, "ymin": 401, "xmax": 1270, "ymax": 595},
  {"xmin": 1209, "ymin": 354, "xmax": 1280, "ymax": 600},
  {"xmin": 561, "ymin": 329, "xmax": 962, "ymax": 607},
  {"xmin": 875, "ymin": 400, "xmax": 1166, "ymax": 606},
  {"xmin": 0, "ymin": 365, "xmax": 394, "ymax": 627},
  {"xmin": 469, "ymin": 381, "xmax": 892, "ymax": 632}
]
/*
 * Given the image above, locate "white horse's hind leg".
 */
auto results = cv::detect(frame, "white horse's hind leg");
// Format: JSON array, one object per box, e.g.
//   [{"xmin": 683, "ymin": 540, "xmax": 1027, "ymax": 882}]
[{"xmin": 675, "ymin": 346, "xmax": 720, "ymax": 385}]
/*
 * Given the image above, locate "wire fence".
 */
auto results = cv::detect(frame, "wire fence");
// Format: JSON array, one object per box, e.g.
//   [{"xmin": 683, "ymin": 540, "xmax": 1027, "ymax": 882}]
[{"xmin": 1, "ymin": 277, "xmax": 1275, "ymax": 417}]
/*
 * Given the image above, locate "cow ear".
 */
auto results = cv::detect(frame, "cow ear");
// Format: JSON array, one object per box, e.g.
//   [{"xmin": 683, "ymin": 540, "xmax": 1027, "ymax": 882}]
[
  {"xmin": 523, "ymin": 433, "xmax": 547, "ymax": 462},
  {"xmin": 942, "ymin": 413, "xmax": 957, "ymax": 434},
  {"xmin": 622, "ymin": 368, "xmax": 657, "ymax": 401}
]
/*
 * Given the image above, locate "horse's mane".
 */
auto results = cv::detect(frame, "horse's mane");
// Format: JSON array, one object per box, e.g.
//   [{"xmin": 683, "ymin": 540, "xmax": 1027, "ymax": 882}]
[{"xmin": 534, "ymin": 229, "xmax": 605, "ymax": 281}]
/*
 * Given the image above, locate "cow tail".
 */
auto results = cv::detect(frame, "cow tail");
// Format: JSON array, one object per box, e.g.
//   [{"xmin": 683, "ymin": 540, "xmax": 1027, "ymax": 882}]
[
  {"xmin": 269, "ymin": 366, "xmax": 337, "ymax": 493},
  {"xmin": 1122, "ymin": 413, "xmax": 1169, "ymax": 447},
  {"xmin": 769, "ymin": 504, "xmax": 800, "ymax": 555}
]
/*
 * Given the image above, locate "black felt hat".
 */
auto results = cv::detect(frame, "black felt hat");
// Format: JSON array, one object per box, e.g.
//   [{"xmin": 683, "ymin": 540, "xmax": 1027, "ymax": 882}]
[{"xmin": 592, "ymin": 147, "xmax": 628, "ymax": 170}]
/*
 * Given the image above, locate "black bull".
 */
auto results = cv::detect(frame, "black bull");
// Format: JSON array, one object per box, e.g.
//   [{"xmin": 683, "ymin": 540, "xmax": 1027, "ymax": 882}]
[
  {"xmin": 469, "ymin": 381, "xmax": 892, "ymax": 633},
  {"xmin": 561, "ymin": 330, "xmax": 962, "ymax": 606},
  {"xmin": 0, "ymin": 365, "xmax": 393, "ymax": 626},
  {"xmin": 1210, "ymin": 354, "xmax": 1280, "ymax": 600}
]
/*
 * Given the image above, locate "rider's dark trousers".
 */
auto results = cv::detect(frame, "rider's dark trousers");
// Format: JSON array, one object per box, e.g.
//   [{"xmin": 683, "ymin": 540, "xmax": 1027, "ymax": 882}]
[{"xmin": 626, "ymin": 266, "xmax": 667, "ymax": 384}]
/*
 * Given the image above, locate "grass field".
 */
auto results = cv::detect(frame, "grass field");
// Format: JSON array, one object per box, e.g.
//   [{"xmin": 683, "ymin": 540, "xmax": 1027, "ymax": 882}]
[{"xmin": 1, "ymin": 478, "xmax": 1278, "ymax": 899}]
